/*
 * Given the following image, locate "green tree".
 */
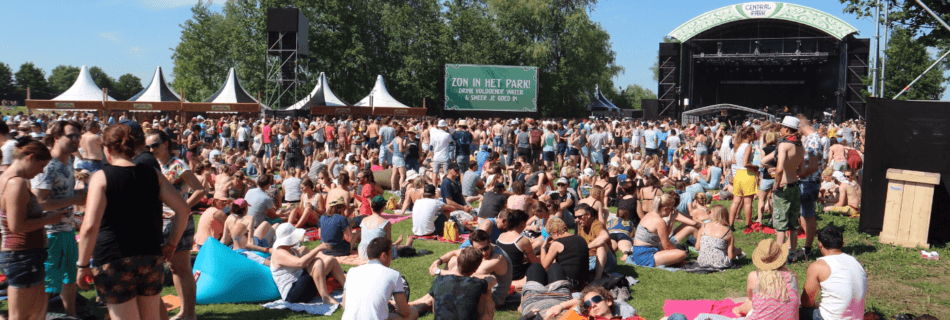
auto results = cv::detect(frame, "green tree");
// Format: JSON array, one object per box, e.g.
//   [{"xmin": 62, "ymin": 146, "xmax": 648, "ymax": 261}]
[
  {"xmin": 113, "ymin": 74, "xmax": 144, "ymax": 101},
  {"xmin": 620, "ymin": 84, "xmax": 657, "ymax": 110},
  {"xmin": 0, "ymin": 62, "xmax": 15, "ymax": 101},
  {"xmin": 14, "ymin": 62, "xmax": 49, "ymax": 100},
  {"xmin": 881, "ymin": 27, "xmax": 946, "ymax": 100},
  {"xmin": 839, "ymin": 0, "xmax": 950, "ymax": 73},
  {"xmin": 47, "ymin": 65, "xmax": 81, "ymax": 96},
  {"xmin": 87, "ymin": 67, "xmax": 116, "ymax": 97},
  {"xmin": 172, "ymin": 1, "xmax": 233, "ymax": 102}
]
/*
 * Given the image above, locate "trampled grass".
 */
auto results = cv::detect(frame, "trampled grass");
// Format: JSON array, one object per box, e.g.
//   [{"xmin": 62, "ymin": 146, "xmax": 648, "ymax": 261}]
[{"xmin": 6, "ymin": 197, "xmax": 949, "ymax": 319}]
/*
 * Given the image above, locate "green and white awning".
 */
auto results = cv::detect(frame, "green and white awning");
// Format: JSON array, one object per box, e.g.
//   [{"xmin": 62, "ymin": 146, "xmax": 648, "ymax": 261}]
[{"xmin": 668, "ymin": 2, "xmax": 860, "ymax": 41}]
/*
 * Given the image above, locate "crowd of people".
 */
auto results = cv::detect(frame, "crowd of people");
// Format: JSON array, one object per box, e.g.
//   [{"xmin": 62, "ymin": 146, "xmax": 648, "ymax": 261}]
[{"xmin": 0, "ymin": 110, "xmax": 887, "ymax": 320}]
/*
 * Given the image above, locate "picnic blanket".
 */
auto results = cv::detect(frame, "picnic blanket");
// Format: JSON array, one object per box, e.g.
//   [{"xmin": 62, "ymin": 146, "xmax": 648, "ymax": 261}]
[
  {"xmin": 381, "ymin": 213, "xmax": 411, "ymax": 225},
  {"xmin": 305, "ymin": 228, "xmax": 320, "ymax": 242},
  {"xmin": 681, "ymin": 261, "xmax": 740, "ymax": 274},
  {"xmin": 623, "ymin": 256, "xmax": 682, "ymax": 272},
  {"xmin": 334, "ymin": 250, "xmax": 366, "ymax": 266},
  {"xmin": 413, "ymin": 233, "xmax": 470, "ymax": 243},
  {"xmin": 743, "ymin": 222, "xmax": 806, "ymax": 239},
  {"xmin": 663, "ymin": 299, "xmax": 741, "ymax": 319},
  {"xmin": 261, "ymin": 290, "xmax": 343, "ymax": 315}
]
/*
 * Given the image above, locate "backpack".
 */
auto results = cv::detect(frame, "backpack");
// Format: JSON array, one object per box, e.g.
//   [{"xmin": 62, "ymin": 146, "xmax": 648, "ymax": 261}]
[
  {"xmin": 847, "ymin": 148, "xmax": 863, "ymax": 170},
  {"xmin": 443, "ymin": 220, "xmax": 460, "ymax": 242},
  {"xmin": 530, "ymin": 129, "xmax": 542, "ymax": 147}
]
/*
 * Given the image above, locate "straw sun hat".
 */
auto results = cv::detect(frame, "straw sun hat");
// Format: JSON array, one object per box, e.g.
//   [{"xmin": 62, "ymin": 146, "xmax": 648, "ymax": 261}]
[{"xmin": 752, "ymin": 239, "xmax": 790, "ymax": 271}]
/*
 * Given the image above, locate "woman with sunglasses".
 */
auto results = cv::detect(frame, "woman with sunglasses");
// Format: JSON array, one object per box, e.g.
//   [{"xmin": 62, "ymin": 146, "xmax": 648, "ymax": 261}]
[{"xmin": 578, "ymin": 285, "xmax": 642, "ymax": 319}]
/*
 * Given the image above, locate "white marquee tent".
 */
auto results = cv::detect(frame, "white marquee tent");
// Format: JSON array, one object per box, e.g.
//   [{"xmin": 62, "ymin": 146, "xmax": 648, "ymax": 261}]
[
  {"xmin": 287, "ymin": 72, "xmax": 349, "ymax": 110},
  {"xmin": 53, "ymin": 65, "xmax": 115, "ymax": 101},
  {"xmin": 354, "ymin": 75, "xmax": 410, "ymax": 108}
]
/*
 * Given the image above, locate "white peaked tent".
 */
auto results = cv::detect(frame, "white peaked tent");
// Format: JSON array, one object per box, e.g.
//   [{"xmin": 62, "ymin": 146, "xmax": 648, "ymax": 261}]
[
  {"xmin": 128, "ymin": 66, "xmax": 183, "ymax": 102},
  {"xmin": 53, "ymin": 65, "xmax": 115, "ymax": 101},
  {"xmin": 205, "ymin": 68, "xmax": 260, "ymax": 104},
  {"xmin": 354, "ymin": 75, "xmax": 411, "ymax": 108},
  {"xmin": 287, "ymin": 72, "xmax": 349, "ymax": 110}
]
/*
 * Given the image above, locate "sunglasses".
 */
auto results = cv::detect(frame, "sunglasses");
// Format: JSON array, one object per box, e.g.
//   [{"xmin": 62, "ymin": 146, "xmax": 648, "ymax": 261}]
[
  {"xmin": 583, "ymin": 295, "xmax": 604, "ymax": 309},
  {"xmin": 65, "ymin": 133, "xmax": 81, "ymax": 139},
  {"xmin": 146, "ymin": 142, "xmax": 163, "ymax": 150},
  {"xmin": 474, "ymin": 244, "xmax": 492, "ymax": 253}
]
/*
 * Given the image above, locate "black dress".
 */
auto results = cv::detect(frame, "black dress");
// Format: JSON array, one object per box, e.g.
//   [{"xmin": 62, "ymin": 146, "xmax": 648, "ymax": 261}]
[{"xmin": 283, "ymin": 135, "xmax": 304, "ymax": 170}]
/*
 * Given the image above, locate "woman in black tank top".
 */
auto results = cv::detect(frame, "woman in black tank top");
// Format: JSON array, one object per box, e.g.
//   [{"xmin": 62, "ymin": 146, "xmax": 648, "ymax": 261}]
[
  {"xmin": 494, "ymin": 210, "xmax": 538, "ymax": 283},
  {"xmin": 75, "ymin": 124, "xmax": 194, "ymax": 318},
  {"xmin": 538, "ymin": 217, "xmax": 590, "ymax": 290}
]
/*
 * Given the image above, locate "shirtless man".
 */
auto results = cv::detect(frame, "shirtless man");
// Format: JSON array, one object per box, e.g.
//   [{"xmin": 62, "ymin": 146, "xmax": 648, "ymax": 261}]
[
  {"xmin": 492, "ymin": 120, "xmax": 504, "ymax": 149},
  {"xmin": 77, "ymin": 121, "xmax": 105, "ymax": 172},
  {"xmin": 326, "ymin": 174, "xmax": 353, "ymax": 216},
  {"xmin": 367, "ymin": 119, "xmax": 380, "ymax": 149},
  {"xmin": 823, "ymin": 170, "xmax": 861, "ymax": 217},
  {"xmin": 412, "ymin": 229, "xmax": 510, "ymax": 313},
  {"xmin": 772, "ymin": 116, "xmax": 807, "ymax": 263}
]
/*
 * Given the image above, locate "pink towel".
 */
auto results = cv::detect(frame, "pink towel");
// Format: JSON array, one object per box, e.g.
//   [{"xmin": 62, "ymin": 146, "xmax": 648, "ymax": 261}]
[
  {"xmin": 663, "ymin": 299, "xmax": 740, "ymax": 319},
  {"xmin": 381, "ymin": 213, "xmax": 412, "ymax": 225}
]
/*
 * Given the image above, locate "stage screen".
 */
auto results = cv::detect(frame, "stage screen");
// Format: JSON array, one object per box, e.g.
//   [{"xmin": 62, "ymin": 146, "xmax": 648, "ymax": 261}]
[{"xmin": 444, "ymin": 64, "xmax": 538, "ymax": 112}]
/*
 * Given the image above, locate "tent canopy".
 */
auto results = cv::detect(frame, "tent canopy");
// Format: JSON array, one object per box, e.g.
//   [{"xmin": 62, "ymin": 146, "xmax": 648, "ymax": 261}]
[
  {"xmin": 205, "ymin": 68, "xmax": 260, "ymax": 104},
  {"xmin": 596, "ymin": 85, "xmax": 620, "ymax": 110},
  {"xmin": 681, "ymin": 103, "xmax": 776, "ymax": 123},
  {"xmin": 354, "ymin": 75, "xmax": 410, "ymax": 108},
  {"xmin": 128, "ymin": 66, "xmax": 183, "ymax": 102},
  {"xmin": 668, "ymin": 2, "xmax": 860, "ymax": 42},
  {"xmin": 287, "ymin": 72, "xmax": 349, "ymax": 110},
  {"xmin": 53, "ymin": 65, "xmax": 115, "ymax": 101}
]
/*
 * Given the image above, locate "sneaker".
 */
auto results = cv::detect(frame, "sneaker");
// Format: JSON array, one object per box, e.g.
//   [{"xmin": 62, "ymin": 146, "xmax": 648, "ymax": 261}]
[
  {"xmin": 736, "ymin": 252, "xmax": 747, "ymax": 260},
  {"xmin": 787, "ymin": 249, "xmax": 804, "ymax": 264}
]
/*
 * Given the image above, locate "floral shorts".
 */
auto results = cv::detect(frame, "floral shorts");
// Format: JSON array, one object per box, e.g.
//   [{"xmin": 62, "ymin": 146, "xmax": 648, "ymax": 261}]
[{"xmin": 92, "ymin": 255, "xmax": 164, "ymax": 305}]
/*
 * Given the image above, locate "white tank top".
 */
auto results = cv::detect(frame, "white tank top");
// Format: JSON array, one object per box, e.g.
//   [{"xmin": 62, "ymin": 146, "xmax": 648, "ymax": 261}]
[
  {"xmin": 271, "ymin": 249, "xmax": 304, "ymax": 300},
  {"xmin": 732, "ymin": 143, "xmax": 750, "ymax": 171},
  {"xmin": 817, "ymin": 254, "xmax": 867, "ymax": 320}
]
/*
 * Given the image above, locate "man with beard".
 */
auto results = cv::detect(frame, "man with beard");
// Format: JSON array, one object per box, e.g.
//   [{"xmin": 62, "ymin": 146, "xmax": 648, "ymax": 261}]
[{"xmin": 32, "ymin": 121, "xmax": 88, "ymax": 317}]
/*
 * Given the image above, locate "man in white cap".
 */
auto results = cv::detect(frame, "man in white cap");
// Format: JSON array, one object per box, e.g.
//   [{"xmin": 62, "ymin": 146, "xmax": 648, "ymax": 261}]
[
  {"xmin": 772, "ymin": 115, "xmax": 806, "ymax": 263},
  {"xmin": 429, "ymin": 120, "xmax": 453, "ymax": 182}
]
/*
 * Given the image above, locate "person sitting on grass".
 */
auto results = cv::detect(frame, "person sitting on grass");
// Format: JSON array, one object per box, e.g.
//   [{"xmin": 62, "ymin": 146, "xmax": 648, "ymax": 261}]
[
  {"xmin": 575, "ymin": 205, "xmax": 614, "ymax": 280},
  {"xmin": 358, "ymin": 195, "xmax": 414, "ymax": 261},
  {"xmin": 822, "ymin": 170, "xmax": 861, "ymax": 218},
  {"xmin": 411, "ymin": 246, "xmax": 496, "ymax": 320},
  {"xmin": 413, "ymin": 229, "xmax": 512, "ymax": 312},
  {"xmin": 694, "ymin": 205, "xmax": 736, "ymax": 269},
  {"xmin": 630, "ymin": 193, "xmax": 687, "ymax": 267},
  {"xmin": 494, "ymin": 209, "xmax": 539, "ymax": 291},
  {"xmin": 270, "ymin": 223, "xmax": 347, "ymax": 305},
  {"xmin": 342, "ymin": 237, "xmax": 418, "ymax": 320},
  {"xmin": 800, "ymin": 226, "xmax": 867, "ymax": 320},
  {"xmin": 731, "ymin": 238, "xmax": 799, "ymax": 320},
  {"xmin": 411, "ymin": 184, "xmax": 466, "ymax": 237},
  {"xmin": 321, "ymin": 196, "xmax": 359, "ymax": 256},
  {"xmin": 228, "ymin": 217, "xmax": 272, "ymax": 266},
  {"xmin": 287, "ymin": 178, "xmax": 324, "ymax": 228},
  {"xmin": 524, "ymin": 201, "xmax": 553, "ymax": 250},
  {"xmin": 538, "ymin": 217, "xmax": 590, "ymax": 290},
  {"xmin": 193, "ymin": 194, "xmax": 230, "ymax": 251},
  {"xmin": 607, "ymin": 208, "xmax": 635, "ymax": 262}
]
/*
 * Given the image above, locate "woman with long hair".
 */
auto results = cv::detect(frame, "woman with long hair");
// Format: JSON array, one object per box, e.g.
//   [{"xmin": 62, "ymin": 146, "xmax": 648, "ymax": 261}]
[
  {"xmin": 76, "ymin": 125, "xmax": 192, "ymax": 320},
  {"xmin": 729, "ymin": 126, "xmax": 759, "ymax": 227},
  {"xmin": 0, "ymin": 138, "xmax": 61, "ymax": 319},
  {"xmin": 733, "ymin": 239, "xmax": 799, "ymax": 319},
  {"xmin": 577, "ymin": 185, "xmax": 607, "ymax": 224},
  {"xmin": 389, "ymin": 126, "xmax": 407, "ymax": 193},
  {"xmin": 756, "ymin": 130, "xmax": 780, "ymax": 225},
  {"xmin": 282, "ymin": 121, "xmax": 305, "ymax": 177},
  {"xmin": 636, "ymin": 174, "xmax": 663, "ymax": 221},
  {"xmin": 354, "ymin": 169, "xmax": 382, "ymax": 217},
  {"xmin": 630, "ymin": 193, "xmax": 687, "ymax": 267}
]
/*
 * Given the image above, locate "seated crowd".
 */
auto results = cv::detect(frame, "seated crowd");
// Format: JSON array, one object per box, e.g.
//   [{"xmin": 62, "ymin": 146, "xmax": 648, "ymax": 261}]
[{"xmin": 0, "ymin": 112, "xmax": 885, "ymax": 320}]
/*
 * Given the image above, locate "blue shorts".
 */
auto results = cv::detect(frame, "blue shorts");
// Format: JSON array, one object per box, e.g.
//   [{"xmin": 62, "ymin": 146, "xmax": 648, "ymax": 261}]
[
  {"xmin": 591, "ymin": 150, "xmax": 604, "ymax": 164},
  {"xmin": 557, "ymin": 143, "xmax": 567, "ymax": 156},
  {"xmin": 630, "ymin": 245, "xmax": 659, "ymax": 267},
  {"xmin": 543, "ymin": 151, "xmax": 555, "ymax": 162},
  {"xmin": 46, "ymin": 230, "xmax": 79, "ymax": 293},
  {"xmin": 622, "ymin": 137, "xmax": 631, "ymax": 144},
  {"xmin": 393, "ymin": 155, "xmax": 406, "ymax": 168},
  {"xmin": 0, "ymin": 248, "xmax": 47, "ymax": 288},
  {"xmin": 759, "ymin": 179, "xmax": 775, "ymax": 191},
  {"xmin": 800, "ymin": 180, "xmax": 820, "ymax": 218},
  {"xmin": 609, "ymin": 232, "xmax": 633, "ymax": 243},
  {"xmin": 76, "ymin": 159, "xmax": 104, "ymax": 173},
  {"xmin": 588, "ymin": 251, "xmax": 617, "ymax": 274}
]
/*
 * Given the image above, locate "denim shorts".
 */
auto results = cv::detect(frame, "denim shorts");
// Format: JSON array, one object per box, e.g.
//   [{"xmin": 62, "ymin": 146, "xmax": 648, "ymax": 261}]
[
  {"xmin": 163, "ymin": 214, "xmax": 196, "ymax": 253},
  {"xmin": 543, "ymin": 151, "xmax": 555, "ymax": 162},
  {"xmin": 800, "ymin": 180, "xmax": 820, "ymax": 218},
  {"xmin": 759, "ymin": 178, "xmax": 775, "ymax": 191},
  {"xmin": 0, "ymin": 248, "xmax": 48, "ymax": 288},
  {"xmin": 630, "ymin": 245, "xmax": 658, "ymax": 267}
]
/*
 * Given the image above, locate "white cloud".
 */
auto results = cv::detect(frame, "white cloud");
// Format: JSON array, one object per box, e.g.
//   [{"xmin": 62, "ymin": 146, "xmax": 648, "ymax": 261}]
[
  {"xmin": 98, "ymin": 32, "xmax": 121, "ymax": 43},
  {"xmin": 140, "ymin": 0, "xmax": 208, "ymax": 9}
]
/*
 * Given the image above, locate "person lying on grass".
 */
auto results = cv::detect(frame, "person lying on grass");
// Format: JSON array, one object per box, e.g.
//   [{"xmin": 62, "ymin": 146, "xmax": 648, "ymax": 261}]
[
  {"xmin": 228, "ymin": 217, "xmax": 272, "ymax": 266},
  {"xmin": 412, "ymin": 229, "xmax": 511, "ymax": 311},
  {"xmin": 342, "ymin": 237, "xmax": 418, "ymax": 320},
  {"xmin": 411, "ymin": 246, "xmax": 495, "ymax": 320},
  {"xmin": 607, "ymin": 208, "xmax": 635, "ymax": 262},
  {"xmin": 270, "ymin": 223, "xmax": 347, "ymax": 305}
]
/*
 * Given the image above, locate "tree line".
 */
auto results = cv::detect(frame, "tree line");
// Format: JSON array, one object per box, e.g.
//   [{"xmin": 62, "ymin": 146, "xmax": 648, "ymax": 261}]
[
  {"xmin": 0, "ymin": 62, "xmax": 145, "ymax": 102},
  {"xmin": 170, "ymin": 0, "xmax": 642, "ymax": 116}
]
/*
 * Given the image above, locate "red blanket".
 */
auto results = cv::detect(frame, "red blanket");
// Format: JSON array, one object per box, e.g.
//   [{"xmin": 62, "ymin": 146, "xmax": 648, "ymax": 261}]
[{"xmin": 663, "ymin": 299, "xmax": 741, "ymax": 319}]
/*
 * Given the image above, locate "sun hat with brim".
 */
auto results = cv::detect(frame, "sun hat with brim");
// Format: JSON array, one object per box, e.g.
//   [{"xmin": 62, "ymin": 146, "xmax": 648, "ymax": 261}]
[
  {"xmin": 780, "ymin": 116, "xmax": 800, "ymax": 130},
  {"xmin": 273, "ymin": 223, "xmax": 306, "ymax": 248},
  {"xmin": 328, "ymin": 196, "xmax": 346, "ymax": 207},
  {"xmin": 406, "ymin": 169, "xmax": 420, "ymax": 181},
  {"xmin": 752, "ymin": 238, "xmax": 790, "ymax": 271}
]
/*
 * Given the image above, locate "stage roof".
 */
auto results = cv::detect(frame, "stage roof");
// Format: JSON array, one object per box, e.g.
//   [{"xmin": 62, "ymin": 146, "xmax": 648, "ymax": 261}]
[
  {"xmin": 205, "ymin": 68, "xmax": 260, "ymax": 104},
  {"xmin": 128, "ymin": 66, "xmax": 183, "ymax": 102},
  {"xmin": 53, "ymin": 65, "xmax": 116, "ymax": 101},
  {"xmin": 287, "ymin": 72, "xmax": 349, "ymax": 110},
  {"xmin": 668, "ymin": 2, "xmax": 859, "ymax": 42},
  {"xmin": 354, "ymin": 75, "xmax": 411, "ymax": 108},
  {"xmin": 681, "ymin": 103, "xmax": 777, "ymax": 122}
]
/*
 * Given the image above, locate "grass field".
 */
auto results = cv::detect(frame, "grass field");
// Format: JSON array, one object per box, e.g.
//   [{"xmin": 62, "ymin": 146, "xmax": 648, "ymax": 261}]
[{"xmin": 5, "ymin": 196, "xmax": 949, "ymax": 319}]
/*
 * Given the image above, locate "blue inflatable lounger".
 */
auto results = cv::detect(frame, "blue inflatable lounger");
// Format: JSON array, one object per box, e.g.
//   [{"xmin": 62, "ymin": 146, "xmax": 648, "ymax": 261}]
[{"xmin": 193, "ymin": 237, "xmax": 280, "ymax": 304}]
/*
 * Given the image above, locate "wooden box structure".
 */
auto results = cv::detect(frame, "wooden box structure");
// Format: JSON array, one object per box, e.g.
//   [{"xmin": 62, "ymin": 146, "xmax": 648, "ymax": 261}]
[
  {"xmin": 880, "ymin": 169, "xmax": 941, "ymax": 248},
  {"xmin": 26, "ymin": 100, "xmax": 104, "ymax": 117}
]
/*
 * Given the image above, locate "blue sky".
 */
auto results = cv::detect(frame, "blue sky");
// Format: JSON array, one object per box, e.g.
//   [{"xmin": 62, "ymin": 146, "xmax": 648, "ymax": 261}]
[{"xmin": 2, "ymin": 0, "xmax": 947, "ymax": 100}]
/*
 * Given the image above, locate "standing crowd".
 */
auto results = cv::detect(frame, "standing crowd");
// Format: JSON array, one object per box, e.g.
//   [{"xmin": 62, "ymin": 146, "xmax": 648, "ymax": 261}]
[{"xmin": 0, "ymin": 110, "xmax": 881, "ymax": 320}]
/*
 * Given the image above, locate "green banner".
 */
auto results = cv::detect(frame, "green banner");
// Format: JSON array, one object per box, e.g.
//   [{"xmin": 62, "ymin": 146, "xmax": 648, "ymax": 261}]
[{"xmin": 445, "ymin": 64, "xmax": 538, "ymax": 112}]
